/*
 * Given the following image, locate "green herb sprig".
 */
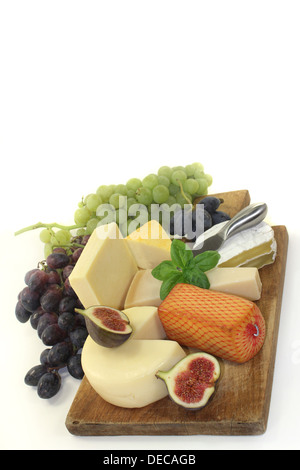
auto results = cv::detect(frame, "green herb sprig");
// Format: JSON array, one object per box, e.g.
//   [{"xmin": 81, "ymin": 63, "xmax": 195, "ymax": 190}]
[{"xmin": 151, "ymin": 239, "xmax": 220, "ymax": 300}]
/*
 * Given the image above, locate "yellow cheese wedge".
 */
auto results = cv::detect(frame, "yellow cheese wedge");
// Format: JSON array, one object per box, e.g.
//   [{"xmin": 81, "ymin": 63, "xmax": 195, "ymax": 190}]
[
  {"xmin": 125, "ymin": 220, "xmax": 172, "ymax": 269},
  {"xmin": 82, "ymin": 336, "xmax": 186, "ymax": 408},
  {"xmin": 123, "ymin": 306, "xmax": 166, "ymax": 340},
  {"xmin": 124, "ymin": 269, "xmax": 162, "ymax": 308},
  {"xmin": 206, "ymin": 267, "xmax": 262, "ymax": 301},
  {"xmin": 69, "ymin": 223, "xmax": 138, "ymax": 310}
]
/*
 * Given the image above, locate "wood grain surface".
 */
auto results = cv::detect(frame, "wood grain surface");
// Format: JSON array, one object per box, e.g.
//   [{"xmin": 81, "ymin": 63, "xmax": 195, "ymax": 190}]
[{"xmin": 65, "ymin": 190, "xmax": 288, "ymax": 436}]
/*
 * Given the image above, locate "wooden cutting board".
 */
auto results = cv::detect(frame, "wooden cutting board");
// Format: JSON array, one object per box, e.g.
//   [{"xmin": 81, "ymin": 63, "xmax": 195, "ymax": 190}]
[{"xmin": 65, "ymin": 190, "xmax": 288, "ymax": 436}]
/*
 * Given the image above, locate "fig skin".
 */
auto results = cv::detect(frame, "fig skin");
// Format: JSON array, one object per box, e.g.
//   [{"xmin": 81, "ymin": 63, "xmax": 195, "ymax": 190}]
[
  {"xmin": 156, "ymin": 352, "xmax": 220, "ymax": 410},
  {"xmin": 75, "ymin": 306, "xmax": 133, "ymax": 348}
]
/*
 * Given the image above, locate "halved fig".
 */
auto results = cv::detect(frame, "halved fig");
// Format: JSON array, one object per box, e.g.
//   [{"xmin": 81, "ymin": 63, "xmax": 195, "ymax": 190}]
[
  {"xmin": 75, "ymin": 306, "xmax": 132, "ymax": 348},
  {"xmin": 156, "ymin": 352, "xmax": 220, "ymax": 409}
]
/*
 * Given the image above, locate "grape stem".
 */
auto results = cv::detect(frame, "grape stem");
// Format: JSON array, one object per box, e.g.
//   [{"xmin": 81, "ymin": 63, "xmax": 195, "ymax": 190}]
[
  {"xmin": 177, "ymin": 181, "xmax": 193, "ymax": 206},
  {"xmin": 14, "ymin": 222, "xmax": 85, "ymax": 236}
]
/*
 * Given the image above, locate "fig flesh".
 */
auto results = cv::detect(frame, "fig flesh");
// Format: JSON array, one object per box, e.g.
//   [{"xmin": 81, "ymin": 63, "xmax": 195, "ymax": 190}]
[
  {"xmin": 156, "ymin": 352, "xmax": 220, "ymax": 409},
  {"xmin": 75, "ymin": 306, "xmax": 132, "ymax": 348}
]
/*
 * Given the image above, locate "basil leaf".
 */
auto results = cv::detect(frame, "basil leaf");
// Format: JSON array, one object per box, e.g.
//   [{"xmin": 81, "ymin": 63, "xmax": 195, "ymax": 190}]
[
  {"xmin": 151, "ymin": 260, "xmax": 179, "ymax": 281},
  {"xmin": 182, "ymin": 268, "xmax": 210, "ymax": 289},
  {"xmin": 160, "ymin": 271, "xmax": 184, "ymax": 300},
  {"xmin": 188, "ymin": 250, "xmax": 220, "ymax": 272},
  {"xmin": 170, "ymin": 239, "xmax": 193, "ymax": 269}
]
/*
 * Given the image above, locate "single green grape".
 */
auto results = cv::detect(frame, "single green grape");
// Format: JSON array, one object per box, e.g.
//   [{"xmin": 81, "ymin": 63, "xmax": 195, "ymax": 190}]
[
  {"xmin": 76, "ymin": 228, "xmax": 86, "ymax": 236},
  {"xmin": 171, "ymin": 169, "xmax": 187, "ymax": 187},
  {"xmin": 85, "ymin": 193, "xmax": 102, "ymax": 212},
  {"xmin": 127, "ymin": 197, "xmax": 137, "ymax": 209},
  {"xmin": 86, "ymin": 217, "xmax": 100, "ymax": 234},
  {"xmin": 114, "ymin": 184, "xmax": 127, "ymax": 196},
  {"xmin": 55, "ymin": 230, "xmax": 71, "ymax": 244},
  {"xmin": 185, "ymin": 164, "xmax": 196, "ymax": 177},
  {"xmin": 169, "ymin": 183, "xmax": 180, "ymax": 196},
  {"xmin": 126, "ymin": 189, "xmax": 136, "ymax": 198},
  {"xmin": 126, "ymin": 178, "xmax": 142, "ymax": 192},
  {"xmin": 115, "ymin": 208, "xmax": 128, "ymax": 225},
  {"xmin": 96, "ymin": 185, "xmax": 116, "ymax": 202},
  {"xmin": 74, "ymin": 206, "xmax": 92, "ymax": 225},
  {"xmin": 152, "ymin": 185, "xmax": 170, "ymax": 204},
  {"xmin": 194, "ymin": 168, "xmax": 205, "ymax": 179},
  {"xmin": 39, "ymin": 228, "xmax": 52, "ymax": 244},
  {"xmin": 136, "ymin": 187, "xmax": 153, "ymax": 205},
  {"xmin": 195, "ymin": 178, "xmax": 208, "ymax": 195},
  {"xmin": 142, "ymin": 174, "xmax": 159, "ymax": 190},
  {"xmin": 157, "ymin": 175, "xmax": 170, "ymax": 187},
  {"xmin": 183, "ymin": 178, "xmax": 199, "ymax": 195},
  {"xmin": 44, "ymin": 243, "xmax": 53, "ymax": 258},
  {"xmin": 165, "ymin": 195, "xmax": 177, "ymax": 206},
  {"xmin": 109, "ymin": 193, "xmax": 126, "ymax": 209},
  {"xmin": 204, "ymin": 173, "xmax": 213, "ymax": 186},
  {"xmin": 193, "ymin": 162, "xmax": 204, "ymax": 172},
  {"xmin": 157, "ymin": 166, "xmax": 172, "ymax": 179},
  {"xmin": 172, "ymin": 165, "xmax": 186, "ymax": 172}
]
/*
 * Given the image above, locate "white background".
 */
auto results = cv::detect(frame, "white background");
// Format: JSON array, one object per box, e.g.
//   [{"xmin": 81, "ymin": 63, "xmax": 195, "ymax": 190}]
[{"xmin": 1, "ymin": 0, "xmax": 299, "ymax": 450}]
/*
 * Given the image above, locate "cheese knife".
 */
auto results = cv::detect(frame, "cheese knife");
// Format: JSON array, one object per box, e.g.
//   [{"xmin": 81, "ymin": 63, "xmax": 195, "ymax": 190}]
[{"xmin": 192, "ymin": 202, "xmax": 268, "ymax": 255}]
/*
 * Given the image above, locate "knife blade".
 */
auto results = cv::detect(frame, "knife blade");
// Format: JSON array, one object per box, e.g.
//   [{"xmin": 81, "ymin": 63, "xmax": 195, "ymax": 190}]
[{"xmin": 192, "ymin": 202, "xmax": 268, "ymax": 256}]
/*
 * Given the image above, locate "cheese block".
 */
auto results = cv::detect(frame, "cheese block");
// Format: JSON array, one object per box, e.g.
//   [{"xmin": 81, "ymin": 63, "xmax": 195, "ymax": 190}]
[
  {"xmin": 69, "ymin": 223, "xmax": 138, "ymax": 310},
  {"xmin": 82, "ymin": 336, "xmax": 186, "ymax": 408},
  {"xmin": 123, "ymin": 306, "xmax": 166, "ymax": 340},
  {"xmin": 194, "ymin": 221, "xmax": 277, "ymax": 269},
  {"xmin": 125, "ymin": 220, "xmax": 172, "ymax": 269},
  {"xmin": 124, "ymin": 269, "xmax": 162, "ymax": 308},
  {"xmin": 206, "ymin": 267, "xmax": 262, "ymax": 301}
]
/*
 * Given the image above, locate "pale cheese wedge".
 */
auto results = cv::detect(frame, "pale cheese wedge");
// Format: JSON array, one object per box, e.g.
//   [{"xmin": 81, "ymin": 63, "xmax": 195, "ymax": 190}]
[
  {"xmin": 124, "ymin": 269, "xmax": 162, "ymax": 308},
  {"xmin": 123, "ymin": 306, "xmax": 166, "ymax": 340},
  {"xmin": 82, "ymin": 336, "xmax": 186, "ymax": 408},
  {"xmin": 125, "ymin": 220, "xmax": 172, "ymax": 269},
  {"xmin": 69, "ymin": 223, "xmax": 138, "ymax": 310}
]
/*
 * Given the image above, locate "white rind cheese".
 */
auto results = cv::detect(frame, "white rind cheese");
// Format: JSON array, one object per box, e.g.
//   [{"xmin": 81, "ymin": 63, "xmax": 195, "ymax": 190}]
[
  {"xmin": 82, "ymin": 336, "xmax": 186, "ymax": 408},
  {"xmin": 194, "ymin": 221, "xmax": 277, "ymax": 268}
]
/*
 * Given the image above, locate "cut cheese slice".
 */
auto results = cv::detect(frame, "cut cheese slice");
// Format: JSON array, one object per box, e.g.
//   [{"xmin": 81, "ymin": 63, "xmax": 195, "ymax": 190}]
[
  {"xmin": 123, "ymin": 306, "xmax": 166, "ymax": 340},
  {"xmin": 125, "ymin": 220, "xmax": 172, "ymax": 269},
  {"xmin": 82, "ymin": 336, "xmax": 186, "ymax": 408},
  {"xmin": 69, "ymin": 223, "xmax": 138, "ymax": 310},
  {"xmin": 206, "ymin": 267, "xmax": 262, "ymax": 301},
  {"xmin": 124, "ymin": 269, "xmax": 162, "ymax": 308},
  {"xmin": 194, "ymin": 221, "xmax": 277, "ymax": 269}
]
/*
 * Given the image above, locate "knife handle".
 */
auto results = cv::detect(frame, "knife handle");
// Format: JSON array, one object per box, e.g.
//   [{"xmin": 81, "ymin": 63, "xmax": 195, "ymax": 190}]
[{"xmin": 224, "ymin": 202, "xmax": 268, "ymax": 239}]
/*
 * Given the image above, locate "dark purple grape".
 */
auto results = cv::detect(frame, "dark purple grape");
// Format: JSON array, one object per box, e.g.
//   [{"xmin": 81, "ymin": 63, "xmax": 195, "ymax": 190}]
[
  {"xmin": 15, "ymin": 300, "xmax": 31, "ymax": 323},
  {"xmin": 41, "ymin": 324, "xmax": 67, "ymax": 346},
  {"xmin": 197, "ymin": 196, "xmax": 222, "ymax": 214},
  {"xmin": 24, "ymin": 268, "xmax": 39, "ymax": 285},
  {"xmin": 74, "ymin": 312, "xmax": 86, "ymax": 328},
  {"xmin": 62, "ymin": 265, "xmax": 74, "ymax": 281},
  {"xmin": 58, "ymin": 296, "xmax": 77, "ymax": 314},
  {"xmin": 82, "ymin": 235, "xmax": 90, "ymax": 245},
  {"xmin": 30, "ymin": 306, "xmax": 45, "ymax": 329},
  {"xmin": 67, "ymin": 354, "xmax": 84, "ymax": 379},
  {"xmin": 64, "ymin": 277, "xmax": 77, "ymax": 298},
  {"xmin": 40, "ymin": 348, "xmax": 51, "ymax": 366},
  {"xmin": 58, "ymin": 311, "xmax": 76, "ymax": 331},
  {"xmin": 24, "ymin": 364, "xmax": 48, "ymax": 386},
  {"xmin": 37, "ymin": 371, "xmax": 61, "ymax": 399},
  {"xmin": 47, "ymin": 341, "xmax": 74, "ymax": 366},
  {"xmin": 37, "ymin": 312, "xmax": 58, "ymax": 338},
  {"xmin": 20, "ymin": 286, "xmax": 40, "ymax": 313},
  {"xmin": 40, "ymin": 284, "xmax": 63, "ymax": 311},
  {"xmin": 71, "ymin": 248, "xmax": 83, "ymax": 263},
  {"xmin": 47, "ymin": 270, "xmax": 61, "ymax": 285},
  {"xmin": 46, "ymin": 252, "xmax": 70, "ymax": 270},
  {"xmin": 27, "ymin": 269, "xmax": 49, "ymax": 293},
  {"xmin": 69, "ymin": 327, "xmax": 88, "ymax": 349},
  {"xmin": 211, "ymin": 210, "xmax": 231, "ymax": 225},
  {"xmin": 52, "ymin": 247, "xmax": 67, "ymax": 254}
]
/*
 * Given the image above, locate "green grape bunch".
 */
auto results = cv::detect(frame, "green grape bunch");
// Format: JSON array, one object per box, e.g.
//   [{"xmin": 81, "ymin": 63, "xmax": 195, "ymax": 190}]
[{"xmin": 15, "ymin": 163, "xmax": 213, "ymax": 257}]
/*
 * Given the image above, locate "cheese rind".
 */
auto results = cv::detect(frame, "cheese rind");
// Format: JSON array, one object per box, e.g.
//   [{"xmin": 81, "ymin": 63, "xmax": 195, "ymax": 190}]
[
  {"xmin": 69, "ymin": 223, "xmax": 138, "ymax": 310},
  {"xmin": 82, "ymin": 336, "xmax": 186, "ymax": 408},
  {"xmin": 194, "ymin": 221, "xmax": 277, "ymax": 269},
  {"xmin": 126, "ymin": 220, "xmax": 172, "ymax": 269},
  {"xmin": 123, "ymin": 306, "xmax": 166, "ymax": 340},
  {"xmin": 124, "ymin": 269, "xmax": 162, "ymax": 309},
  {"xmin": 206, "ymin": 267, "xmax": 262, "ymax": 301}
]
